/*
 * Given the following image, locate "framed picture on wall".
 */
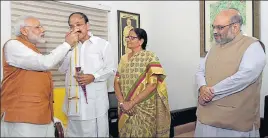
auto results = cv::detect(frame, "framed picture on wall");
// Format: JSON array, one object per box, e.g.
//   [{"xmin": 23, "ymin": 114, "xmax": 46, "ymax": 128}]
[
  {"xmin": 117, "ymin": 10, "xmax": 140, "ymax": 61},
  {"xmin": 199, "ymin": 0, "xmax": 260, "ymax": 57}
]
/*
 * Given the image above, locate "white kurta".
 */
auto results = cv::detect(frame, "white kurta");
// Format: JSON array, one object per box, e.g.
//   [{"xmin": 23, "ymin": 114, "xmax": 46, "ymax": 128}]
[
  {"xmin": 2, "ymin": 39, "xmax": 72, "ymax": 137},
  {"xmin": 195, "ymin": 41, "xmax": 267, "ymax": 137},
  {"xmin": 58, "ymin": 33, "xmax": 115, "ymax": 136}
]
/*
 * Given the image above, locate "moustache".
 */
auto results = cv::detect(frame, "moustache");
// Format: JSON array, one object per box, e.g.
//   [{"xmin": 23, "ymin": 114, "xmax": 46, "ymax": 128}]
[{"xmin": 214, "ymin": 33, "xmax": 221, "ymax": 37}]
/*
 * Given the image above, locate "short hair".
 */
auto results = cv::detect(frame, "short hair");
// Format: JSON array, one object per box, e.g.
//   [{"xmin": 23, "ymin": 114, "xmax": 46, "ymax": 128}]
[
  {"xmin": 13, "ymin": 15, "xmax": 35, "ymax": 36},
  {"xmin": 228, "ymin": 8, "xmax": 243, "ymax": 26},
  {"xmin": 230, "ymin": 14, "xmax": 243, "ymax": 26},
  {"xmin": 68, "ymin": 12, "xmax": 89, "ymax": 26},
  {"xmin": 130, "ymin": 28, "xmax": 148, "ymax": 50}
]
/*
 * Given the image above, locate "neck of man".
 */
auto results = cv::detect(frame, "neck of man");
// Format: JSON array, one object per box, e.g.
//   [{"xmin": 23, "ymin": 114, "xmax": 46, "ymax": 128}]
[
  {"xmin": 80, "ymin": 34, "xmax": 90, "ymax": 44},
  {"xmin": 19, "ymin": 35, "xmax": 36, "ymax": 45}
]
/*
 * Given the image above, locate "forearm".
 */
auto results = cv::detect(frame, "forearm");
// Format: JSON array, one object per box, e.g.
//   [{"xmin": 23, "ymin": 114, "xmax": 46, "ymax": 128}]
[
  {"xmin": 58, "ymin": 52, "xmax": 71, "ymax": 73},
  {"xmin": 93, "ymin": 68, "xmax": 116, "ymax": 82},
  {"xmin": 6, "ymin": 41, "xmax": 71, "ymax": 71},
  {"xmin": 40, "ymin": 42, "xmax": 71, "ymax": 70},
  {"xmin": 212, "ymin": 42, "xmax": 266, "ymax": 101},
  {"xmin": 114, "ymin": 78, "xmax": 124, "ymax": 103},
  {"xmin": 212, "ymin": 70, "xmax": 261, "ymax": 101},
  {"xmin": 132, "ymin": 83, "xmax": 157, "ymax": 105},
  {"xmin": 195, "ymin": 56, "xmax": 207, "ymax": 92}
]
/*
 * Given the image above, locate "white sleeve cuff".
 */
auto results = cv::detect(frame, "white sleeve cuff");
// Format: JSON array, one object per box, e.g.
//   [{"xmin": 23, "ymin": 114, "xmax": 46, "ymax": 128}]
[
  {"xmin": 93, "ymin": 73, "xmax": 100, "ymax": 82},
  {"xmin": 62, "ymin": 42, "xmax": 72, "ymax": 50}
]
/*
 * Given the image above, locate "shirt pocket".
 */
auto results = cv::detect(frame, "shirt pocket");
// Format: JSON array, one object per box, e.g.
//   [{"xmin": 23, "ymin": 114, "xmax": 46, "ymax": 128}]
[{"xmin": 84, "ymin": 53, "xmax": 102, "ymax": 71}]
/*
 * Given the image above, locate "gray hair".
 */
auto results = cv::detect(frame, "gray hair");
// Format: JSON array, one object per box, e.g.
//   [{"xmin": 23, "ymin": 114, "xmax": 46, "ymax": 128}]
[
  {"xmin": 13, "ymin": 15, "xmax": 36, "ymax": 36},
  {"xmin": 228, "ymin": 8, "xmax": 243, "ymax": 30},
  {"xmin": 230, "ymin": 14, "xmax": 243, "ymax": 26}
]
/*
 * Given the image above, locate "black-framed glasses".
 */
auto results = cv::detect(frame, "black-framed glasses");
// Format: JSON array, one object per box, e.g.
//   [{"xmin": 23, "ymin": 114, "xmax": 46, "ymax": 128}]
[
  {"xmin": 125, "ymin": 36, "xmax": 138, "ymax": 40},
  {"xmin": 212, "ymin": 22, "xmax": 238, "ymax": 31}
]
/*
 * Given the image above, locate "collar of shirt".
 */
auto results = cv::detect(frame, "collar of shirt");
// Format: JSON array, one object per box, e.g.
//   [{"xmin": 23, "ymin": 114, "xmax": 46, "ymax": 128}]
[{"xmin": 78, "ymin": 32, "xmax": 97, "ymax": 46}]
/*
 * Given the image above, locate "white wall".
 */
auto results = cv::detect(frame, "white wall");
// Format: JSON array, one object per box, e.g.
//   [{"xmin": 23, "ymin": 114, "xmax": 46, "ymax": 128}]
[
  {"xmin": 148, "ymin": 1, "xmax": 200, "ymax": 110},
  {"xmin": 260, "ymin": 1, "xmax": 268, "ymax": 117},
  {"xmin": 1, "ymin": 1, "xmax": 267, "ymax": 116},
  {"xmin": 1, "ymin": 1, "xmax": 11, "ymax": 80}
]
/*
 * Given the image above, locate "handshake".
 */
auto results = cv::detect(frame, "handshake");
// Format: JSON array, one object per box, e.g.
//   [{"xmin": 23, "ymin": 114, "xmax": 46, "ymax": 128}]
[
  {"xmin": 65, "ymin": 28, "xmax": 80, "ymax": 48},
  {"xmin": 198, "ymin": 85, "xmax": 214, "ymax": 105}
]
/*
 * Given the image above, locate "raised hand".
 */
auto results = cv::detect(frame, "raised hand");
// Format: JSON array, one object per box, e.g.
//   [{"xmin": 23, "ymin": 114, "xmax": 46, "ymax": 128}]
[{"xmin": 65, "ymin": 28, "xmax": 79, "ymax": 47}]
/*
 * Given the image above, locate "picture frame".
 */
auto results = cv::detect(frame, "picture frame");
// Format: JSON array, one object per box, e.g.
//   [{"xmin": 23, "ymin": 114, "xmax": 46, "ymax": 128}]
[
  {"xmin": 199, "ymin": 1, "xmax": 260, "ymax": 57},
  {"xmin": 117, "ymin": 10, "xmax": 140, "ymax": 61}
]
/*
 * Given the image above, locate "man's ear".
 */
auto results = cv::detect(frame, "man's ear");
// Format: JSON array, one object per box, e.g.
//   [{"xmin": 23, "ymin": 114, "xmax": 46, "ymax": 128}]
[
  {"xmin": 233, "ymin": 23, "xmax": 240, "ymax": 33},
  {"xmin": 20, "ymin": 27, "xmax": 28, "ymax": 36},
  {"xmin": 87, "ymin": 23, "xmax": 90, "ymax": 31}
]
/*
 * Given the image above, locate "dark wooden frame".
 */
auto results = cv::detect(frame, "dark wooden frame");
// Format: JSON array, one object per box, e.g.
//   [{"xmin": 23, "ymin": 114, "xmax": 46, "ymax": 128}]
[
  {"xmin": 200, "ymin": 1, "xmax": 261, "ymax": 57},
  {"xmin": 117, "ymin": 10, "xmax": 140, "ymax": 62}
]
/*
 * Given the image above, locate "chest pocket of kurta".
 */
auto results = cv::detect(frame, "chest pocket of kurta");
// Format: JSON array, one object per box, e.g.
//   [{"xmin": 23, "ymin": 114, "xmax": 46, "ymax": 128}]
[{"xmin": 85, "ymin": 53, "xmax": 102, "ymax": 72}]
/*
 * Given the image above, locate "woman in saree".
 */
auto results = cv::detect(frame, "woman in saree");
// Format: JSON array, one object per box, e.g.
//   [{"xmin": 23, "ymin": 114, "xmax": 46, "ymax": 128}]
[{"xmin": 114, "ymin": 28, "xmax": 171, "ymax": 137}]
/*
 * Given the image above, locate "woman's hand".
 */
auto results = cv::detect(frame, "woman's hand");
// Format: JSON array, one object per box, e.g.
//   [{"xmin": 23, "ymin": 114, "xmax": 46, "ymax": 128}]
[
  {"xmin": 126, "ymin": 108, "xmax": 135, "ymax": 116},
  {"xmin": 121, "ymin": 101, "xmax": 135, "ymax": 114}
]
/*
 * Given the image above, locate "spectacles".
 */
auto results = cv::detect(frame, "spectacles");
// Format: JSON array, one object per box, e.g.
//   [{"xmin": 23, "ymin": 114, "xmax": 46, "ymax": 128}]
[
  {"xmin": 69, "ymin": 23, "xmax": 86, "ymax": 30},
  {"xmin": 125, "ymin": 36, "xmax": 138, "ymax": 40},
  {"xmin": 24, "ymin": 25, "xmax": 43, "ymax": 29},
  {"xmin": 212, "ymin": 22, "xmax": 238, "ymax": 31}
]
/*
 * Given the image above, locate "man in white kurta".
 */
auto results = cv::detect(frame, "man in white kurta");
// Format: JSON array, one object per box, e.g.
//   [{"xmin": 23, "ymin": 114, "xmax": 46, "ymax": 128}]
[{"xmin": 58, "ymin": 12, "xmax": 115, "ymax": 137}]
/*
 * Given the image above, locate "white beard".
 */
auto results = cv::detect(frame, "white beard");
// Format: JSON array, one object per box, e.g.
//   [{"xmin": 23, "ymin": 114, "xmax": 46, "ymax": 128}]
[
  {"xmin": 28, "ymin": 32, "xmax": 46, "ymax": 44},
  {"xmin": 36, "ymin": 37, "xmax": 46, "ymax": 44}
]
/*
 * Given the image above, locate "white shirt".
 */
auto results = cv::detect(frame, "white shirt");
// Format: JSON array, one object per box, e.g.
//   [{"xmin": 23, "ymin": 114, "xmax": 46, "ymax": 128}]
[
  {"xmin": 4, "ymin": 40, "xmax": 71, "ymax": 71},
  {"xmin": 58, "ymin": 34, "xmax": 116, "ymax": 120}
]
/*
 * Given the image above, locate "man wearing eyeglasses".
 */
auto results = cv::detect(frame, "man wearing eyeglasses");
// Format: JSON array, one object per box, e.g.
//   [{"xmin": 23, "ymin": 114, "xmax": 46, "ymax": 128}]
[
  {"xmin": 58, "ymin": 12, "xmax": 115, "ymax": 137},
  {"xmin": 195, "ymin": 9, "xmax": 266, "ymax": 137},
  {"xmin": 1, "ymin": 16, "xmax": 79, "ymax": 137}
]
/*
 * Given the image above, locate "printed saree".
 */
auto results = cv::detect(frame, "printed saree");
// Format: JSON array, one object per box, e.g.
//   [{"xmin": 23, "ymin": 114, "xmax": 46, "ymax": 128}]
[{"xmin": 116, "ymin": 50, "xmax": 171, "ymax": 137}]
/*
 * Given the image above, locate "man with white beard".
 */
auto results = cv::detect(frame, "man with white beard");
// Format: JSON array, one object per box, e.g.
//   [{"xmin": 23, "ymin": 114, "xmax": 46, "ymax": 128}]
[{"xmin": 1, "ymin": 15, "xmax": 79, "ymax": 137}]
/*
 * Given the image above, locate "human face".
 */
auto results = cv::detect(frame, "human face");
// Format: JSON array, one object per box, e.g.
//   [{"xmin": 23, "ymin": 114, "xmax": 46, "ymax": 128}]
[
  {"xmin": 126, "ymin": 30, "xmax": 142, "ymax": 50},
  {"xmin": 69, "ymin": 14, "xmax": 90, "ymax": 42},
  {"xmin": 212, "ymin": 17, "xmax": 236, "ymax": 45},
  {"xmin": 22, "ymin": 18, "xmax": 46, "ymax": 44}
]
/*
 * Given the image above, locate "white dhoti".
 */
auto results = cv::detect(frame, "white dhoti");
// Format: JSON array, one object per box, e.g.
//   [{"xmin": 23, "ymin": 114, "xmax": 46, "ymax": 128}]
[
  {"xmin": 194, "ymin": 120, "xmax": 259, "ymax": 137},
  {"xmin": 1, "ymin": 117, "xmax": 54, "ymax": 137},
  {"xmin": 65, "ymin": 112, "xmax": 109, "ymax": 137}
]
